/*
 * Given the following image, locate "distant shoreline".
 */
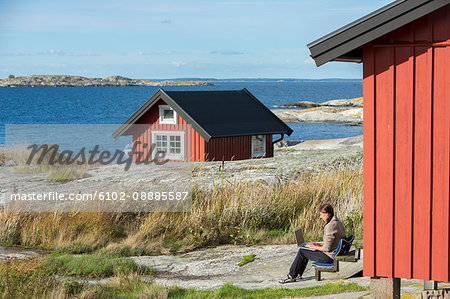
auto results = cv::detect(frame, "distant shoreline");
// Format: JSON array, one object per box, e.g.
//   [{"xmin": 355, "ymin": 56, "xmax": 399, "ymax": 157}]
[{"xmin": 0, "ymin": 75, "xmax": 212, "ymax": 87}]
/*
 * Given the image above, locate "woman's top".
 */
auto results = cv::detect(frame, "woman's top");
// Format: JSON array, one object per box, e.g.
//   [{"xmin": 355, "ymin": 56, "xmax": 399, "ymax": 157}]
[{"xmin": 322, "ymin": 215, "xmax": 346, "ymax": 259}]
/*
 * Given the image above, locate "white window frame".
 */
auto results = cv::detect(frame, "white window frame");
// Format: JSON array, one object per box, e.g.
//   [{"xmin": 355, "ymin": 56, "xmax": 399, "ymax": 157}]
[
  {"xmin": 251, "ymin": 135, "xmax": 266, "ymax": 158},
  {"xmin": 159, "ymin": 105, "xmax": 177, "ymax": 124},
  {"xmin": 152, "ymin": 131, "xmax": 185, "ymax": 160}
]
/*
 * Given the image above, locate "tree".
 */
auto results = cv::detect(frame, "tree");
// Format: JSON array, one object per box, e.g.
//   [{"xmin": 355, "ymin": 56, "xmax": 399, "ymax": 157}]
[{"xmin": 8, "ymin": 74, "xmax": 15, "ymax": 79}]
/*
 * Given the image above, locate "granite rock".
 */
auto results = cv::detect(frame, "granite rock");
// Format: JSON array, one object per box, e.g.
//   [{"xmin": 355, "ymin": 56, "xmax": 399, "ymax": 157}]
[{"xmin": 0, "ymin": 75, "xmax": 212, "ymax": 87}]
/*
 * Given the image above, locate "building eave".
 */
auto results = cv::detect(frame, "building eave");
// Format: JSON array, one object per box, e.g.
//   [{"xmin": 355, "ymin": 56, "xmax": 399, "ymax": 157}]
[{"xmin": 308, "ymin": 0, "xmax": 449, "ymax": 66}]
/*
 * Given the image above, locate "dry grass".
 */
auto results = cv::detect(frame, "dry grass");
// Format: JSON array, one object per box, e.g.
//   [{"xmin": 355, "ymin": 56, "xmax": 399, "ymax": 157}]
[
  {"xmin": 5, "ymin": 145, "xmax": 94, "ymax": 182},
  {"xmin": 239, "ymin": 165, "xmax": 276, "ymax": 171},
  {"xmin": 0, "ymin": 257, "xmax": 64, "ymax": 298},
  {"xmin": 45, "ymin": 166, "xmax": 88, "ymax": 182},
  {"xmin": 0, "ymin": 168, "xmax": 363, "ymax": 254}
]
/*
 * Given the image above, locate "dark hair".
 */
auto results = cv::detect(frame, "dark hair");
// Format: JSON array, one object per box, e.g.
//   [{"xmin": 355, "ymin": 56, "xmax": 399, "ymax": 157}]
[{"xmin": 319, "ymin": 203, "xmax": 334, "ymax": 219}]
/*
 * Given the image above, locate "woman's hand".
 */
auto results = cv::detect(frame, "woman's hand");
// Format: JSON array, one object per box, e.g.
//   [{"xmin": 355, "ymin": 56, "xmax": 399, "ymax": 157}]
[{"xmin": 305, "ymin": 243, "xmax": 324, "ymax": 251}]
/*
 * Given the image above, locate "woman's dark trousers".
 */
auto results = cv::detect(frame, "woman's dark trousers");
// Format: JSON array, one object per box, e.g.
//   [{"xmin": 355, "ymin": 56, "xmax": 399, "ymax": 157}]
[{"xmin": 289, "ymin": 248, "xmax": 333, "ymax": 278}]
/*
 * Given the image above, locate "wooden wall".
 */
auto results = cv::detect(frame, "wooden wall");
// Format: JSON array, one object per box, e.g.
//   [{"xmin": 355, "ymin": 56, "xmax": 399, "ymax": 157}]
[
  {"xmin": 363, "ymin": 5, "xmax": 449, "ymax": 282},
  {"xmin": 205, "ymin": 134, "xmax": 273, "ymax": 161},
  {"xmin": 132, "ymin": 99, "xmax": 205, "ymax": 162},
  {"xmin": 131, "ymin": 99, "xmax": 274, "ymax": 162}
]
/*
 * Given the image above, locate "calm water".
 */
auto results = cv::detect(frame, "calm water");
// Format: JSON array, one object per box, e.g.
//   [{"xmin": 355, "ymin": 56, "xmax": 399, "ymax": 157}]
[{"xmin": 0, "ymin": 80, "xmax": 363, "ymax": 148}]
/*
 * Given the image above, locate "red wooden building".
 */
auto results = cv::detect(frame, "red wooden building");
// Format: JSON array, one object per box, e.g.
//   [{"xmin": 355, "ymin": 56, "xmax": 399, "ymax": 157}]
[
  {"xmin": 113, "ymin": 88, "xmax": 292, "ymax": 162},
  {"xmin": 309, "ymin": 0, "xmax": 449, "ymax": 284}
]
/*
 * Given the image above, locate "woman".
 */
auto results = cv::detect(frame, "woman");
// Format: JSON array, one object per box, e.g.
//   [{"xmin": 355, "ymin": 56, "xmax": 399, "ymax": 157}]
[{"xmin": 279, "ymin": 203, "xmax": 346, "ymax": 283}]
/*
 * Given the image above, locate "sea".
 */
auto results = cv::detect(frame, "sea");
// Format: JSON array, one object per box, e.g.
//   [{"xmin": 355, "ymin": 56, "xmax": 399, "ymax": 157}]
[{"xmin": 0, "ymin": 80, "xmax": 363, "ymax": 151}]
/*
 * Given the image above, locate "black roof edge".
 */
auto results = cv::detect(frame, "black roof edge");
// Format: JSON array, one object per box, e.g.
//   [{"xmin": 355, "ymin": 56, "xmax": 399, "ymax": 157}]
[
  {"xmin": 307, "ymin": 0, "xmax": 406, "ymax": 49},
  {"xmin": 158, "ymin": 89, "xmax": 213, "ymax": 142},
  {"xmin": 112, "ymin": 88, "xmax": 164, "ymax": 140},
  {"xmin": 112, "ymin": 88, "xmax": 213, "ymax": 142},
  {"xmin": 212, "ymin": 131, "xmax": 292, "ymax": 139},
  {"xmin": 308, "ymin": 0, "xmax": 448, "ymax": 66},
  {"xmin": 241, "ymin": 88, "xmax": 293, "ymax": 136}
]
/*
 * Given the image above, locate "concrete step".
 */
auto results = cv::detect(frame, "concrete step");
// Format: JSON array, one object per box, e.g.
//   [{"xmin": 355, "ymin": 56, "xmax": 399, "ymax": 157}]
[{"xmin": 322, "ymin": 250, "xmax": 364, "ymax": 280}]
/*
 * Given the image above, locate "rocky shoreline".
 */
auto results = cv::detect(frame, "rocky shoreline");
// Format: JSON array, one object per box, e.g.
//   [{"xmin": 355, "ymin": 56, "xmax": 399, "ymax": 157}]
[
  {"xmin": 0, "ymin": 75, "xmax": 212, "ymax": 87},
  {"xmin": 281, "ymin": 97, "xmax": 363, "ymax": 108},
  {"xmin": 272, "ymin": 97, "xmax": 363, "ymax": 124}
]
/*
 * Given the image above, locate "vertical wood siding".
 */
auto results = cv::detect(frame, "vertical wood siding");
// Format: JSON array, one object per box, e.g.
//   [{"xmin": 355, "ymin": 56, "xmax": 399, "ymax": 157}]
[
  {"xmin": 132, "ymin": 99, "xmax": 206, "ymax": 162},
  {"xmin": 363, "ymin": 6, "xmax": 450, "ymax": 282},
  {"xmin": 205, "ymin": 134, "xmax": 273, "ymax": 161}
]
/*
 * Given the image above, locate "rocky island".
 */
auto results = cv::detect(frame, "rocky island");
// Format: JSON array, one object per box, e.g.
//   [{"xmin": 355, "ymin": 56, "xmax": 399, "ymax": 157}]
[
  {"xmin": 0, "ymin": 75, "xmax": 212, "ymax": 87},
  {"xmin": 272, "ymin": 97, "xmax": 363, "ymax": 124}
]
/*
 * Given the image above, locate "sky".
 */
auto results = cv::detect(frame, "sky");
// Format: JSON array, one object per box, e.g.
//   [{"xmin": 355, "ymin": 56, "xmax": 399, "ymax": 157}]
[{"xmin": 0, "ymin": 0, "xmax": 392, "ymax": 79}]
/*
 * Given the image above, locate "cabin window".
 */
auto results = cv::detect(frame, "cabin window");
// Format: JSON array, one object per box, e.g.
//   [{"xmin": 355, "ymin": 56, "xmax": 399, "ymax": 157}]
[
  {"xmin": 152, "ymin": 131, "xmax": 185, "ymax": 160},
  {"xmin": 159, "ymin": 105, "xmax": 177, "ymax": 124},
  {"xmin": 251, "ymin": 135, "xmax": 266, "ymax": 158}
]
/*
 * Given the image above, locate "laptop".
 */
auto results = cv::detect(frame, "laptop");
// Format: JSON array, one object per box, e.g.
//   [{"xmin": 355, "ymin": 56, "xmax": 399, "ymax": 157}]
[
  {"xmin": 294, "ymin": 227, "xmax": 305, "ymax": 246},
  {"xmin": 295, "ymin": 228, "xmax": 321, "ymax": 251}
]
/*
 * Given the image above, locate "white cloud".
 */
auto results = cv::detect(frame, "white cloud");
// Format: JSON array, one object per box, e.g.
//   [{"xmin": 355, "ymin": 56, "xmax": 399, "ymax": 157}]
[
  {"xmin": 171, "ymin": 61, "xmax": 187, "ymax": 67},
  {"xmin": 0, "ymin": 50, "xmax": 100, "ymax": 57},
  {"xmin": 210, "ymin": 50, "xmax": 247, "ymax": 55},
  {"xmin": 138, "ymin": 50, "xmax": 190, "ymax": 55},
  {"xmin": 0, "ymin": 51, "xmax": 32, "ymax": 56},
  {"xmin": 37, "ymin": 49, "xmax": 65, "ymax": 55}
]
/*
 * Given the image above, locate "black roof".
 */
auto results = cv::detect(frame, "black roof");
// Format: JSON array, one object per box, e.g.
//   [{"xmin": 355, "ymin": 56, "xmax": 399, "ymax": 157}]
[
  {"xmin": 308, "ymin": 0, "xmax": 449, "ymax": 66},
  {"xmin": 112, "ymin": 88, "xmax": 292, "ymax": 142}
]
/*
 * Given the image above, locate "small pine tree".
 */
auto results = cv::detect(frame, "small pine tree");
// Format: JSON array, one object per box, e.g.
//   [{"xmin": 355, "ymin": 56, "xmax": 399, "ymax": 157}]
[{"xmin": 8, "ymin": 74, "xmax": 15, "ymax": 79}]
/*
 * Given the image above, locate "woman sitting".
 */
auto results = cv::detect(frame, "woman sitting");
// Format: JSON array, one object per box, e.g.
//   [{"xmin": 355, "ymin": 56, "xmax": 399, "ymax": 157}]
[{"xmin": 279, "ymin": 203, "xmax": 346, "ymax": 283}]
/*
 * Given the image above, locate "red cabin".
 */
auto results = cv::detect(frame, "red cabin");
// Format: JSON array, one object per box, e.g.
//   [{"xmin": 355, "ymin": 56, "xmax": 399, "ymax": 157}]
[
  {"xmin": 308, "ymin": 0, "xmax": 449, "ymax": 292},
  {"xmin": 113, "ymin": 88, "xmax": 292, "ymax": 162}
]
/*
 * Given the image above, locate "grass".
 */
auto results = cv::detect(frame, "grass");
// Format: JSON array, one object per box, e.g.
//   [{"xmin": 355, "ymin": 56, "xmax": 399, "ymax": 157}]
[
  {"xmin": 45, "ymin": 252, "xmax": 152, "ymax": 278},
  {"xmin": 86, "ymin": 280, "xmax": 368, "ymax": 299},
  {"xmin": 168, "ymin": 282, "xmax": 368, "ymax": 298},
  {"xmin": 5, "ymin": 145, "xmax": 92, "ymax": 183},
  {"xmin": 0, "ymin": 254, "xmax": 153, "ymax": 298},
  {"xmin": 0, "ymin": 258, "xmax": 368, "ymax": 299},
  {"xmin": 0, "ymin": 167, "xmax": 363, "ymax": 254},
  {"xmin": 0, "ymin": 258, "xmax": 62, "ymax": 298},
  {"xmin": 238, "ymin": 254, "xmax": 256, "ymax": 267},
  {"xmin": 45, "ymin": 166, "xmax": 88, "ymax": 182},
  {"xmin": 239, "ymin": 165, "xmax": 275, "ymax": 171}
]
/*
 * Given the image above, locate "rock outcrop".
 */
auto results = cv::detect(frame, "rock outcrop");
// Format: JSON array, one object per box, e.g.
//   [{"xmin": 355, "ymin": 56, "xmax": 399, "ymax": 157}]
[
  {"xmin": 285, "ymin": 135, "xmax": 363, "ymax": 150},
  {"xmin": 0, "ymin": 75, "xmax": 212, "ymax": 87},
  {"xmin": 321, "ymin": 97, "xmax": 363, "ymax": 107},
  {"xmin": 131, "ymin": 244, "xmax": 366, "ymax": 290},
  {"xmin": 281, "ymin": 97, "xmax": 363, "ymax": 108},
  {"xmin": 275, "ymin": 97, "xmax": 363, "ymax": 124},
  {"xmin": 282, "ymin": 101, "xmax": 319, "ymax": 108},
  {"xmin": 272, "ymin": 107, "xmax": 363, "ymax": 124}
]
